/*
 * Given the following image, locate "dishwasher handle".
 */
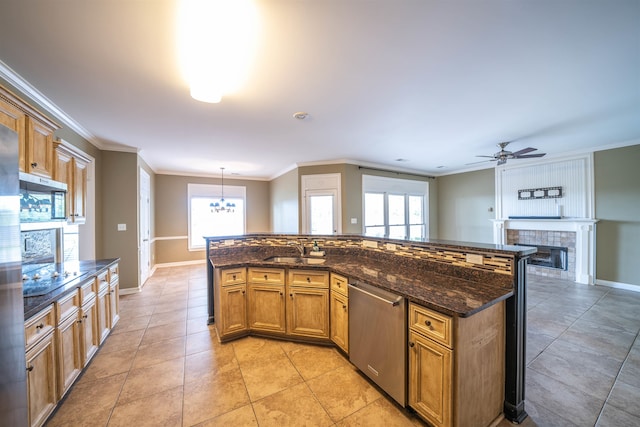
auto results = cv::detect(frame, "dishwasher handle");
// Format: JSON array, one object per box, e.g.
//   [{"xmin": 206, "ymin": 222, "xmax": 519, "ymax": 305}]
[{"xmin": 349, "ymin": 283, "xmax": 403, "ymax": 306}]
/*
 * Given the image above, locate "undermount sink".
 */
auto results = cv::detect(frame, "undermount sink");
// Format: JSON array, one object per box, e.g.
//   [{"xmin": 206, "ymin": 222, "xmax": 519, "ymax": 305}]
[{"xmin": 263, "ymin": 256, "xmax": 326, "ymax": 265}]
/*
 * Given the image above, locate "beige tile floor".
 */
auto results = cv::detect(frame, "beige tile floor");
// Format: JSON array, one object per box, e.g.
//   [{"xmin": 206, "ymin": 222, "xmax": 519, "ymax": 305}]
[{"xmin": 45, "ymin": 265, "xmax": 640, "ymax": 427}]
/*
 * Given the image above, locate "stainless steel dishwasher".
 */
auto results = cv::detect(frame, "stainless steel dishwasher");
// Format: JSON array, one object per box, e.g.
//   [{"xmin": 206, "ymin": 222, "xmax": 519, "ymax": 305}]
[{"xmin": 349, "ymin": 281, "xmax": 407, "ymax": 406}]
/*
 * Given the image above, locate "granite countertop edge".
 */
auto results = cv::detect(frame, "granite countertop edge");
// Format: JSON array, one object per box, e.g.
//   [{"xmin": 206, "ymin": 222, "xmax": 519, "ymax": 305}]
[
  {"xmin": 209, "ymin": 255, "xmax": 513, "ymax": 318},
  {"xmin": 23, "ymin": 258, "xmax": 121, "ymax": 320}
]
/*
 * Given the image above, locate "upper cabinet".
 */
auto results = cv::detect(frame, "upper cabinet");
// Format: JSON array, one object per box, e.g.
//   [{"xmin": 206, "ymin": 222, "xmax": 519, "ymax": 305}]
[
  {"xmin": 1, "ymin": 85, "xmax": 60, "ymax": 178},
  {"xmin": 54, "ymin": 141, "xmax": 90, "ymax": 224}
]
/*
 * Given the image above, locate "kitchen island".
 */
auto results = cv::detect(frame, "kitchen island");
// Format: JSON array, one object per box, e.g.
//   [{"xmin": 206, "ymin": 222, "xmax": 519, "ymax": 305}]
[{"xmin": 205, "ymin": 234, "xmax": 534, "ymax": 426}]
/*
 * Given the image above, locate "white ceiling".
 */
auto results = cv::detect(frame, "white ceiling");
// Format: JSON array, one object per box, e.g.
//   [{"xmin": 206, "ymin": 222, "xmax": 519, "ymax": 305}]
[{"xmin": 1, "ymin": 0, "xmax": 638, "ymax": 180}]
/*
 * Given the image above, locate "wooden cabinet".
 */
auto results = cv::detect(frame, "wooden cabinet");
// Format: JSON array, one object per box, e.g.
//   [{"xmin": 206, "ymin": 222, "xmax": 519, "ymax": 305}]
[
  {"xmin": 408, "ymin": 302, "xmax": 505, "ymax": 427},
  {"xmin": 108, "ymin": 263, "xmax": 120, "ymax": 327},
  {"xmin": 0, "ymin": 85, "xmax": 59, "ymax": 178},
  {"xmin": 286, "ymin": 270, "xmax": 329, "ymax": 339},
  {"xmin": 96, "ymin": 271, "xmax": 111, "ymax": 345},
  {"xmin": 247, "ymin": 267, "xmax": 286, "ymax": 334},
  {"xmin": 54, "ymin": 291, "xmax": 82, "ymax": 400},
  {"xmin": 24, "ymin": 305, "xmax": 57, "ymax": 427},
  {"xmin": 79, "ymin": 296, "xmax": 99, "ymax": 367},
  {"xmin": 214, "ymin": 267, "xmax": 248, "ymax": 339},
  {"xmin": 329, "ymin": 273, "xmax": 349, "ymax": 353},
  {"xmin": 53, "ymin": 141, "xmax": 90, "ymax": 224}
]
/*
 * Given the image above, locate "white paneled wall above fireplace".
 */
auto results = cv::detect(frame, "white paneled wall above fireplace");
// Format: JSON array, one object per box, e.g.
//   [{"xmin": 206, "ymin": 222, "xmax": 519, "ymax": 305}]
[{"xmin": 495, "ymin": 154, "xmax": 594, "ymax": 220}]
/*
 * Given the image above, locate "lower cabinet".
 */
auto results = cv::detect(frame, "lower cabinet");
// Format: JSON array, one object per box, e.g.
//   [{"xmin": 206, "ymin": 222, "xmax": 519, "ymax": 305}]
[
  {"xmin": 96, "ymin": 272, "xmax": 111, "ymax": 345},
  {"xmin": 108, "ymin": 263, "xmax": 120, "ymax": 328},
  {"xmin": 25, "ymin": 306, "xmax": 57, "ymax": 427},
  {"xmin": 329, "ymin": 273, "xmax": 349, "ymax": 353},
  {"xmin": 248, "ymin": 283, "xmax": 286, "ymax": 333},
  {"xmin": 218, "ymin": 284, "xmax": 247, "ymax": 336},
  {"xmin": 24, "ymin": 262, "xmax": 120, "ymax": 427},
  {"xmin": 408, "ymin": 301, "xmax": 505, "ymax": 427},
  {"xmin": 79, "ymin": 296, "xmax": 99, "ymax": 367},
  {"xmin": 286, "ymin": 269, "xmax": 329, "ymax": 339}
]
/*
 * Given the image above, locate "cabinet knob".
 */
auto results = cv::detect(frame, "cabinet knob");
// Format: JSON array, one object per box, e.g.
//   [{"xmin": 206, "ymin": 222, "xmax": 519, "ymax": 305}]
[
  {"xmin": 232, "ymin": 275, "xmax": 236, "ymax": 280},
  {"xmin": 30, "ymin": 162, "xmax": 37, "ymax": 168},
  {"xmin": 425, "ymin": 320, "xmax": 432, "ymax": 327},
  {"xmin": 77, "ymin": 319, "xmax": 83, "ymax": 324},
  {"xmin": 264, "ymin": 275, "xmax": 268, "ymax": 280},
  {"xmin": 342, "ymin": 304, "xmax": 347, "ymax": 309},
  {"xmin": 290, "ymin": 293, "xmax": 293, "ymax": 297},
  {"xmin": 83, "ymin": 314, "xmax": 88, "ymax": 319},
  {"xmin": 35, "ymin": 323, "xmax": 44, "ymax": 331},
  {"xmin": 26, "ymin": 365, "xmax": 34, "ymax": 372},
  {"xmin": 409, "ymin": 342, "xmax": 415, "ymax": 348},
  {"xmin": 242, "ymin": 290, "xmax": 245, "ymax": 295},
  {"xmin": 280, "ymin": 291, "xmax": 283, "ymax": 296},
  {"xmin": 306, "ymin": 277, "xmax": 311, "ymax": 282}
]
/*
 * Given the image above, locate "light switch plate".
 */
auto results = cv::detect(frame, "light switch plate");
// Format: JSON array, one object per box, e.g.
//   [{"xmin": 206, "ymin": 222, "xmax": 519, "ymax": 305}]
[
  {"xmin": 117, "ymin": 224, "xmax": 126, "ymax": 231},
  {"xmin": 350, "ymin": 217, "xmax": 358, "ymax": 224}
]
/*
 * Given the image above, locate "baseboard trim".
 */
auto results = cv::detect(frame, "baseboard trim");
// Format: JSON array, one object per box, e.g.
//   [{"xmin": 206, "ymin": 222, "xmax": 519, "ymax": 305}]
[
  {"xmin": 596, "ymin": 279, "xmax": 640, "ymax": 293},
  {"xmin": 154, "ymin": 259, "xmax": 206, "ymax": 269},
  {"xmin": 120, "ymin": 287, "xmax": 141, "ymax": 295}
]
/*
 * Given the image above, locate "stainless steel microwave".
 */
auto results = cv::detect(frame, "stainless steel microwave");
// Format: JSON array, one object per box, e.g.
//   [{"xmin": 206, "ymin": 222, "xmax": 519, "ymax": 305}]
[{"xmin": 19, "ymin": 173, "xmax": 67, "ymax": 227}]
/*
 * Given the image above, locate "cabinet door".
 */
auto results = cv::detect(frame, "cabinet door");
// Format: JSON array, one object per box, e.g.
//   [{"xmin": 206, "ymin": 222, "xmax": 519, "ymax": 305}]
[
  {"xmin": 248, "ymin": 284, "xmax": 286, "ymax": 333},
  {"xmin": 409, "ymin": 331, "xmax": 452, "ymax": 427},
  {"xmin": 26, "ymin": 332, "xmax": 57, "ymax": 427},
  {"xmin": 25, "ymin": 116, "xmax": 54, "ymax": 178},
  {"xmin": 71, "ymin": 157, "xmax": 87, "ymax": 223},
  {"xmin": 287, "ymin": 287, "xmax": 329, "ymax": 338},
  {"xmin": 0, "ymin": 97, "xmax": 26, "ymax": 171},
  {"xmin": 56, "ymin": 314, "xmax": 82, "ymax": 399},
  {"xmin": 96, "ymin": 286, "xmax": 111, "ymax": 345},
  {"xmin": 53, "ymin": 148, "xmax": 73, "ymax": 219},
  {"xmin": 330, "ymin": 291, "xmax": 348, "ymax": 352},
  {"xmin": 109, "ymin": 281, "xmax": 120, "ymax": 328},
  {"xmin": 80, "ymin": 298, "xmax": 99, "ymax": 367},
  {"xmin": 219, "ymin": 284, "xmax": 247, "ymax": 337}
]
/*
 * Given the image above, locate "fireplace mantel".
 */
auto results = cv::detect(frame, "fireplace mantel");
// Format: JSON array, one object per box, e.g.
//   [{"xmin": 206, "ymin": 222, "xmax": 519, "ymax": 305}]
[{"xmin": 492, "ymin": 218, "xmax": 598, "ymax": 284}]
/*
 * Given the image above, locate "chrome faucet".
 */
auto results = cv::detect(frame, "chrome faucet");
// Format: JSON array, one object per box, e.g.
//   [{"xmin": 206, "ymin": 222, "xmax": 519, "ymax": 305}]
[{"xmin": 288, "ymin": 241, "xmax": 305, "ymax": 256}]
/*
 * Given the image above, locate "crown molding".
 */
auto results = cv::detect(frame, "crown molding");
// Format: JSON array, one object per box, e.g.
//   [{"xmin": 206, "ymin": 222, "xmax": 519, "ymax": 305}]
[{"xmin": 0, "ymin": 59, "xmax": 106, "ymax": 149}]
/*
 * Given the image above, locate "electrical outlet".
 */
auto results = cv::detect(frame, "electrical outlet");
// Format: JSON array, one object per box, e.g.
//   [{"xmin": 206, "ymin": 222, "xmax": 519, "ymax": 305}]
[
  {"xmin": 350, "ymin": 217, "xmax": 358, "ymax": 224},
  {"xmin": 117, "ymin": 224, "xmax": 126, "ymax": 231},
  {"xmin": 362, "ymin": 240, "xmax": 378, "ymax": 249},
  {"xmin": 466, "ymin": 253, "xmax": 484, "ymax": 265},
  {"xmin": 385, "ymin": 243, "xmax": 397, "ymax": 251},
  {"xmin": 223, "ymin": 239, "xmax": 235, "ymax": 246}
]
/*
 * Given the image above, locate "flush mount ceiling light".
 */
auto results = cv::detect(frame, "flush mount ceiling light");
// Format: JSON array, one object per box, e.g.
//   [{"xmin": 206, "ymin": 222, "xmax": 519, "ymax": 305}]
[
  {"xmin": 177, "ymin": 0, "xmax": 260, "ymax": 103},
  {"xmin": 210, "ymin": 167, "xmax": 236, "ymax": 213},
  {"xmin": 293, "ymin": 111, "xmax": 308, "ymax": 120}
]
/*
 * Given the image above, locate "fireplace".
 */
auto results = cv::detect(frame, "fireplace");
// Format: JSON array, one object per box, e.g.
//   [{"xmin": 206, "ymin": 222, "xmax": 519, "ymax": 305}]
[{"xmin": 516, "ymin": 243, "xmax": 568, "ymax": 270}]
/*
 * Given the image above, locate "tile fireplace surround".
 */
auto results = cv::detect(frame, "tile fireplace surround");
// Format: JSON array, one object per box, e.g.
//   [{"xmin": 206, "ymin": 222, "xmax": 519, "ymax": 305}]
[{"xmin": 493, "ymin": 218, "xmax": 598, "ymax": 284}]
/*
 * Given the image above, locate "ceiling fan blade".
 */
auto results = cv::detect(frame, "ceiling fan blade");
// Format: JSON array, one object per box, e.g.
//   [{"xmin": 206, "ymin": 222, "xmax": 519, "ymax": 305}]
[
  {"xmin": 510, "ymin": 147, "xmax": 537, "ymax": 156},
  {"xmin": 465, "ymin": 159, "xmax": 495, "ymax": 165},
  {"xmin": 514, "ymin": 153, "xmax": 546, "ymax": 159},
  {"xmin": 475, "ymin": 155, "xmax": 496, "ymax": 158}
]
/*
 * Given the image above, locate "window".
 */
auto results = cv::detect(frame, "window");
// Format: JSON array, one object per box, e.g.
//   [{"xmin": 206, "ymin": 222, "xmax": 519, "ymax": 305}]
[
  {"xmin": 362, "ymin": 175, "xmax": 428, "ymax": 241},
  {"xmin": 188, "ymin": 183, "xmax": 246, "ymax": 250}
]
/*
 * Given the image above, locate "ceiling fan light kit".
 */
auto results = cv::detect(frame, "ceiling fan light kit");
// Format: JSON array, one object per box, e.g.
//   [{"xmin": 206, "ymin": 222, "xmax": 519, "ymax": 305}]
[{"xmin": 468, "ymin": 141, "xmax": 547, "ymax": 166}]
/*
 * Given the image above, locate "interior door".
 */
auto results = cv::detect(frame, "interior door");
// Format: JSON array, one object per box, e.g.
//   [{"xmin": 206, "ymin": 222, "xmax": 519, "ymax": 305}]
[
  {"xmin": 305, "ymin": 190, "xmax": 338, "ymax": 234},
  {"xmin": 139, "ymin": 169, "xmax": 151, "ymax": 286}
]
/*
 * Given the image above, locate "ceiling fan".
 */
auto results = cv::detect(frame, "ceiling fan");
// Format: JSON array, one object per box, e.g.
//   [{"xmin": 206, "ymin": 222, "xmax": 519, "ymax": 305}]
[{"xmin": 469, "ymin": 142, "xmax": 546, "ymax": 166}]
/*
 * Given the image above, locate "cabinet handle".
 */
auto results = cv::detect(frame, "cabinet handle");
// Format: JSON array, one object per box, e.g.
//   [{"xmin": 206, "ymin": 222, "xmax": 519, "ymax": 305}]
[
  {"xmin": 409, "ymin": 341, "xmax": 415, "ymax": 348},
  {"xmin": 342, "ymin": 304, "xmax": 347, "ymax": 309},
  {"xmin": 290, "ymin": 293, "xmax": 293, "ymax": 298},
  {"xmin": 264, "ymin": 275, "xmax": 268, "ymax": 280},
  {"xmin": 77, "ymin": 319, "xmax": 83, "ymax": 324},
  {"xmin": 232, "ymin": 274, "xmax": 236, "ymax": 280},
  {"xmin": 280, "ymin": 291, "xmax": 283, "ymax": 296},
  {"xmin": 30, "ymin": 162, "xmax": 37, "ymax": 168},
  {"xmin": 242, "ymin": 290, "xmax": 245, "ymax": 295},
  {"xmin": 425, "ymin": 320, "xmax": 432, "ymax": 327},
  {"xmin": 35, "ymin": 323, "xmax": 44, "ymax": 331},
  {"xmin": 83, "ymin": 314, "xmax": 88, "ymax": 319},
  {"xmin": 26, "ymin": 365, "xmax": 34, "ymax": 372},
  {"xmin": 337, "ymin": 283, "xmax": 341, "ymax": 287},
  {"xmin": 306, "ymin": 277, "xmax": 311, "ymax": 282}
]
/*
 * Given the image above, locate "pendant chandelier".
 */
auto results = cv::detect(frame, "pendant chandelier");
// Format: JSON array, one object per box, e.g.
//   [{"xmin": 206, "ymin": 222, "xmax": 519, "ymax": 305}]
[{"xmin": 210, "ymin": 167, "xmax": 236, "ymax": 213}]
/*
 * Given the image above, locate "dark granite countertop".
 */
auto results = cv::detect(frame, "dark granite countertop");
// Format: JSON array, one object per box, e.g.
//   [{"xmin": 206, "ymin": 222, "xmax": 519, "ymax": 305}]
[
  {"xmin": 24, "ymin": 258, "xmax": 120, "ymax": 319},
  {"xmin": 209, "ymin": 252, "xmax": 513, "ymax": 318}
]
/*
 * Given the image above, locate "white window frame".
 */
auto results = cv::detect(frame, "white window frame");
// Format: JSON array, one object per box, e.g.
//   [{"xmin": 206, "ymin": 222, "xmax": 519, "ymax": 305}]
[
  {"xmin": 301, "ymin": 173, "xmax": 342, "ymax": 234},
  {"xmin": 362, "ymin": 175, "xmax": 429, "ymax": 240},
  {"xmin": 187, "ymin": 183, "xmax": 246, "ymax": 250}
]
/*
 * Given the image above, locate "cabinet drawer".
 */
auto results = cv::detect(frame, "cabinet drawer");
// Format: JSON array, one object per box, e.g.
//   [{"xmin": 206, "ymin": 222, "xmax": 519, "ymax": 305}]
[
  {"xmin": 330, "ymin": 273, "xmax": 348, "ymax": 296},
  {"xmin": 24, "ymin": 305, "xmax": 55, "ymax": 349},
  {"xmin": 79, "ymin": 279, "xmax": 96, "ymax": 305},
  {"xmin": 248, "ymin": 268, "xmax": 284, "ymax": 284},
  {"xmin": 220, "ymin": 268, "xmax": 246, "ymax": 285},
  {"xmin": 95, "ymin": 270, "xmax": 109, "ymax": 292},
  {"xmin": 409, "ymin": 303, "xmax": 452, "ymax": 348},
  {"xmin": 108, "ymin": 263, "xmax": 119, "ymax": 283},
  {"xmin": 55, "ymin": 290, "xmax": 80, "ymax": 324},
  {"xmin": 289, "ymin": 270, "xmax": 329, "ymax": 288}
]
